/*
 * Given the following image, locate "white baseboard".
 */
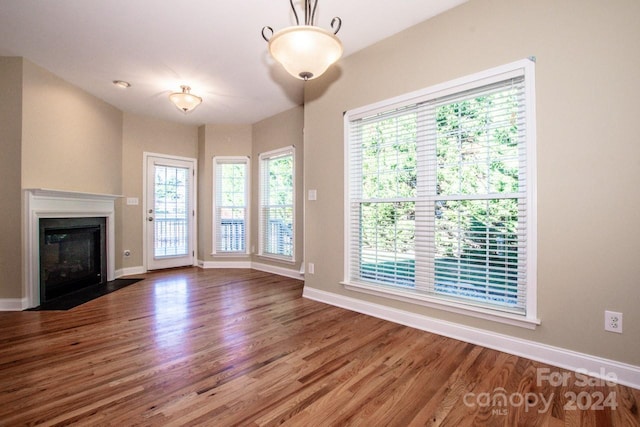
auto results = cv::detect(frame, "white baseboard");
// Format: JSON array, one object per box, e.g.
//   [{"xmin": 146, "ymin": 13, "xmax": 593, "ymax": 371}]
[
  {"xmin": 303, "ymin": 286, "xmax": 640, "ymax": 390},
  {"xmin": 115, "ymin": 266, "xmax": 145, "ymax": 278},
  {"xmin": 116, "ymin": 261, "xmax": 302, "ymax": 280},
  {"xmin": 0, "ymin": 298, "xmax": 29, "ymax": 311},
  {"xmin": 251, "ymin": 262, "xmax": 303, "ymax": 280},
  {"xmin": 198, "ymin": 260, "xmax": 253, "ymax": 269},
  {"xmin": 197, "ymin": 259, "xmax": 303, "ymax": 280}
]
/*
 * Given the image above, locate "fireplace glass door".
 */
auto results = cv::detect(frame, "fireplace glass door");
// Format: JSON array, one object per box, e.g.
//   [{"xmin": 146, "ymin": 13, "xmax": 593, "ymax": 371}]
[{"xmin": 39, "ymin": 217, "xmax": 106, "ymax": 301}]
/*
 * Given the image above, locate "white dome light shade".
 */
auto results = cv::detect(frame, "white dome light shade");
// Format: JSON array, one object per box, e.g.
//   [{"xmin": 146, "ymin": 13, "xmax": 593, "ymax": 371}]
[
  {"xmin": 268, "ymin": 25, "xmax": 343, "ymax": 80},
  {"xmin": 169, "ymin": 85, "xmax": 202, "ymax": 113}
]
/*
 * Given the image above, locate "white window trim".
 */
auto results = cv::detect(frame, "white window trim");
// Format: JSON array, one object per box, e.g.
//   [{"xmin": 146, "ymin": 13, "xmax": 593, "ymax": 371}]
[
  {"xmin": 212, "ymin": 156, "xmax": 250, "ymax": 256},
  {"xmin": 258, "ymin": 146, "xmax": 296, "ymax": 263},
  {"xmin": 343, "ymin": 59, "xmax": 539, "ymax": 328}
]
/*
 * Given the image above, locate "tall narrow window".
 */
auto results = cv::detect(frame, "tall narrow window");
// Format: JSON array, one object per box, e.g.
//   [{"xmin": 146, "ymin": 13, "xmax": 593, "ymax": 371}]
[
  {"xmin": 345, "ymin": 59, "xmax": 537, "ymax": 326},
  {"xmin": 213, "ymin": 157, "xmax": 249, "ymax": 254},
  {"xmin": 259, "ymin": 146, "xmax": 295, "ymax": 261}
]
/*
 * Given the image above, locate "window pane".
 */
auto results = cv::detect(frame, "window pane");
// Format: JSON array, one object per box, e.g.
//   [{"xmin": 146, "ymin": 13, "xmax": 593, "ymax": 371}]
[
  {"xmin": 268, "ymin": 156, "xmax": 293, "ymax": 206},
  {"xmin": 215, "ymin": 160, "xmax": 247, "ymax": 253},
  {"xmin": 261, "ymin": 151, "xmax": 294, "ymax": 260},
  {"xmin": 435, "ymin": 198, "xmax": 519, "ymax": 306},
  {"xmin": 220, "ymin": 164, "xmax": 245, "ymax": 206},
  {"xmin": 436, "ymin": 89, "xmax": 520, "ymax": 196},
  {"xmin": 154, "ymin": 166, "xmax": 189, "ymax": 257},
  {"xmin": 220, "ymin": 208, "xmax": 245, "ymax": 252},
  {"xmin": 263, "ymin": 206, "xmax": 293, "ymax": 257},
  {"xmin": 361, "ymin": 114, "xmax": 417, "ymax": 199},
  {"xmin": 359, "ymin": 202, "xmax": 415, "ymax": 287}
]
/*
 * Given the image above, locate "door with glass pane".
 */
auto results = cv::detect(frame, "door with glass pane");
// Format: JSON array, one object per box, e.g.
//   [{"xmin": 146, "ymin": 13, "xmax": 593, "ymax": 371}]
[{"xmin": 145, "ymin": 155, "xmax": 195, "ymax": 270}]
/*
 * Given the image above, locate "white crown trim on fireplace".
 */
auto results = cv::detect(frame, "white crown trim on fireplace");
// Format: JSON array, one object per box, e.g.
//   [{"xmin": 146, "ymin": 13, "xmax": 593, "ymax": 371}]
[{"xmin": 23, "ymin": 189, "xmax": 123, "ymax": 309}]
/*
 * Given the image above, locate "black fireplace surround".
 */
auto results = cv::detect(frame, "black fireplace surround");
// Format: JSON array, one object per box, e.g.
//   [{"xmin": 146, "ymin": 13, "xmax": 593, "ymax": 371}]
[{"xmin": 39, "ymin": 217, "xmax": 107, "ymax": 302}]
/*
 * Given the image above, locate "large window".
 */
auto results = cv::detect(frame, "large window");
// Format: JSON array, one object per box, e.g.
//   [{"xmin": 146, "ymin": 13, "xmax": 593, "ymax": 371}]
[
  {"xmin": 213, "ymin": 157, "xmax": 249, "ymax": 254},
  {"xmin": 345, "ymin": 60, "xmax": 537, "ymax": 326},
  {"xmin": 259, "ymin": 147, "xmax": 295, "ymax": 261}
]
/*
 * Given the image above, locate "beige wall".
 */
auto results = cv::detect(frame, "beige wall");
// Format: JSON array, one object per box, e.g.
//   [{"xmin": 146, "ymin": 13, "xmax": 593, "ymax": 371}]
[
  {"xmin": 120, "ymin": 113, "xmax": 198, "ymax": 270},
  {"xmin": 0, "ymin": 58, "xmax": 24, "ymax": 299},
  {"xmin": 0, "ymin": 57, "xmax": 123, "ymax": 300},
  {"xmin": 197, "ymin": 126, "xmax": 207, "ymax": 259},
  {"xmin": 21, "ymin": 60, "xmax": 123, "ymax": 195},
  {"xmin": 252, "ymin": 106, "xmax": 304, "ymax": 271},
  {"xmin": 304, "ymin": 0, "xmax": 640, "ymax": 365},
  {"xmin": 197, "ymin": 124, "xmax": 253, "ymax": 263}
]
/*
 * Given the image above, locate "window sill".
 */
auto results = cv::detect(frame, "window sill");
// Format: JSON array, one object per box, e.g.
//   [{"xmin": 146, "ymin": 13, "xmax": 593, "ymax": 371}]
[
  {"xmin": 257, "ymin": 254, "xmax": 296, "ymax": 265},
  {"xmin": 341, "ymin": 280, "xmax": 540, "ymax": 330},
  {"xmin": 210, "ymin": 252, "xmax": 251, "ymax": 257}
]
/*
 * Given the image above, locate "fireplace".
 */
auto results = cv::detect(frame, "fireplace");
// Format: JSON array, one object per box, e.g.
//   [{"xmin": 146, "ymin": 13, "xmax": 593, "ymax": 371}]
[
  {"xmin": 24, "ymin": 189, "xmax": 120, "ymax": 309},
  {"xmin": 39, "ymin": 217, "xmax": 107, "ymax": 302}
]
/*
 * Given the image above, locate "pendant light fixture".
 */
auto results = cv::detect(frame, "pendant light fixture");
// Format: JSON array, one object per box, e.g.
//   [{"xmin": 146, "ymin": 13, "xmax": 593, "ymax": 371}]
[
  {"xmin": 169, "ymin": 85, "xmax": 202, "ymax": 113},
  {"xmin": 262, "ymin": 0, "xmax": 343, "ymax": 81}
]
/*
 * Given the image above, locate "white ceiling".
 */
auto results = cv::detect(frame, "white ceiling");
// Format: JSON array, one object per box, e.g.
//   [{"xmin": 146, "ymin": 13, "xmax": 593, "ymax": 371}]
[{"xmin": 0, "ymin": 0, "xmax": 466, "ymax": 125}]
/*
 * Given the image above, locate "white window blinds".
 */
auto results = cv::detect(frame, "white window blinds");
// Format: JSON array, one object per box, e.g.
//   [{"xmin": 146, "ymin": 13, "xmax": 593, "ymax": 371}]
[
  {"xmin": 259, "ymin": 147, "xmax": 295, "ymax": 261},
  {"xmin": 213, "ymin": 157, "xmax": 249, "ymax": 254},
  {"xmin": 346, "ymin": 60, "xmax": 536, "ymax": 319}
]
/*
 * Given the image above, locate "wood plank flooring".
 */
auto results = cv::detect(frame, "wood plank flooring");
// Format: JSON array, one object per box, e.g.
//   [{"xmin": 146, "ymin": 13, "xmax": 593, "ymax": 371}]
[{"xmin": 0, "ymin": 267, "xmax": 638, "ymax": 426}]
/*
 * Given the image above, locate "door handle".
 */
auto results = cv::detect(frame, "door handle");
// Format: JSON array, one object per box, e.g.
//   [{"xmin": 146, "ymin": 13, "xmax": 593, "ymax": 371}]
[{"xmin": 148, "ymin": 217, "xmax": 154, "ymax": 222}]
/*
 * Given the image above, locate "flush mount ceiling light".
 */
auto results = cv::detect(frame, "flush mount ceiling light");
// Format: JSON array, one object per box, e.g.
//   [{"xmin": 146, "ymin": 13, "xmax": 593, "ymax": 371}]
[
  {"xmin": 262, "ymin": 0, "xmax": 343, "ymax": 81},
  {"xmin": 169, "ymin": 85, "xmax": 202, "ymax": 113}
]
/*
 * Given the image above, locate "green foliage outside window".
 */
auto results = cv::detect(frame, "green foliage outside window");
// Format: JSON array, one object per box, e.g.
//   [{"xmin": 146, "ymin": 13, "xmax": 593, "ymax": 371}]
[
  {"xmin": 358, "ymin": 87, "xmax": 522, "ymax": 304},
  {"xmin": 263, "ymin": 153, "xmax": 294, "ymax": 258}
]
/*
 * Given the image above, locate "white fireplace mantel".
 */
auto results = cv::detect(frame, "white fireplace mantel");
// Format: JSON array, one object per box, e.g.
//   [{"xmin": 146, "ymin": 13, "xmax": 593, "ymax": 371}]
[{"xmin": 23, "ymin": 189, "xmax": 123, "ymax": 308}]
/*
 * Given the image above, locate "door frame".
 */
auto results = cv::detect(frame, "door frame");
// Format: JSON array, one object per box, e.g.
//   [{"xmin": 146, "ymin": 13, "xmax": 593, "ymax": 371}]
[{"xmin": 142, "ymin": 152, "xmax": 198, "ymax": 272}]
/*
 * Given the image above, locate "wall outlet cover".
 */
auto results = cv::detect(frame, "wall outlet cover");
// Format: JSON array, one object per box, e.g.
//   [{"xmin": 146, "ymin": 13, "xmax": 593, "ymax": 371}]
[{"xmin": 604, "ymin": 310, "xmax": 623, "ymax": 333}]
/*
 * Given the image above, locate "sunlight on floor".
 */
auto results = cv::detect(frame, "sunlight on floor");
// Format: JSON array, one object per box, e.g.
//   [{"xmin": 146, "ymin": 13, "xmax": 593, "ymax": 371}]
[{"xmin": 153, "ymin": 278, "xmax": 189, "ymax": 348}]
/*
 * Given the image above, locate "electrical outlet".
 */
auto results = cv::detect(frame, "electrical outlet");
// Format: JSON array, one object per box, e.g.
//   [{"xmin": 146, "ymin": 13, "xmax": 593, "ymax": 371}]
[{"xmin": 604, "ymin": 310, "xmax": 623, "ymax": 333}]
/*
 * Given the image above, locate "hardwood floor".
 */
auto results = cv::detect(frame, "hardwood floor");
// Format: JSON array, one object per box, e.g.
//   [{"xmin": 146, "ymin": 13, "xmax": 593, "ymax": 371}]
[{"xmin": 0, "ymin": 268, "xmax": 638, "ymax": 426}]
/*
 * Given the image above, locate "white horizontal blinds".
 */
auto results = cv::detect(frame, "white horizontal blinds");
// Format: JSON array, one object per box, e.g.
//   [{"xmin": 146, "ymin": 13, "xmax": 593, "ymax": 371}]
[
  {"xmin": 260, "ymin": 148, "xmax": 294, "ymax": 260},
  {"xmin": 214, "ymin": 158, "xmax": 248, "ymax": 253},
  {"xmin": 415, "ymin": 103, "xmax": 436, "ymax": 293},
  {"xmin": 348, "ymin": 69, "xmax": 529, "ymax": 315},
  {"xmin": 154, "ymin": 165, "xmax": 189, "ymax": 257},
  {"xmin": 425, "ymin": 76, "xmax": 528, "ymax": 314},
  {"xmin": 349, "ymin": 105, "xmax": 424, "ymax": 287}
]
